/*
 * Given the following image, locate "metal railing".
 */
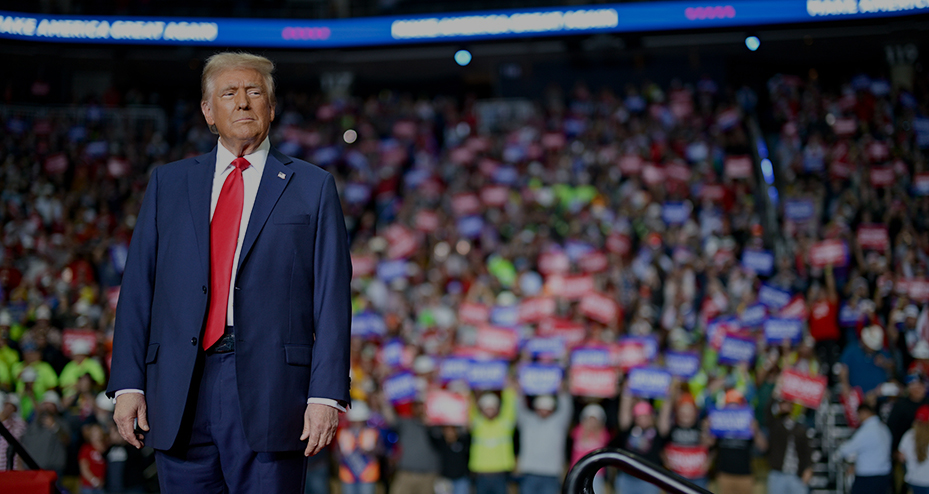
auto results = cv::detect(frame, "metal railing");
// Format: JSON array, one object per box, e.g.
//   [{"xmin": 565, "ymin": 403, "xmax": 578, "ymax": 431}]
[
  {"xmin": 0, "ymin": 419, "xmax": 63, "ymax": 494},
  {"xmin": 563, "ymin": 448, "xmax": 713, "ymax": 494}
]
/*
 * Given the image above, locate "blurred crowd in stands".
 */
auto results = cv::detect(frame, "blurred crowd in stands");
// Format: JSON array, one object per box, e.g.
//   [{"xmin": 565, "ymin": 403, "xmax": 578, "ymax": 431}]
[{"xmin": 1, "ymin": 68, "xmax": 929, "ymax": 494}]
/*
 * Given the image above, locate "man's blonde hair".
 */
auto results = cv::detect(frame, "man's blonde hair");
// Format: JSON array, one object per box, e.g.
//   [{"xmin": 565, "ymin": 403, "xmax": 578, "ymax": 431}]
[{"xmin": 201, "ymin": 52, "xmax": 276, "ymax": 105}]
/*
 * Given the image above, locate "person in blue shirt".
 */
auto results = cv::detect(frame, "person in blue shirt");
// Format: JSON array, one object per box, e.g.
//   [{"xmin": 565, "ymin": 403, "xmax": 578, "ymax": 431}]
[
  {"xmin": 839, "ymin": 325, "xmax": 897, "ymax": 398},
  {"xmin": 837, "ymin": 403, "xmax": 892, "ymax": 494}
]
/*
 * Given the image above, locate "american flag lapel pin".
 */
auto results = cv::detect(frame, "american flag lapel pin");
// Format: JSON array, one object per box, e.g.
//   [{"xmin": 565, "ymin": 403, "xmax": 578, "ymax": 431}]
[{"xmin": 278, "ymin": 172, "xmax": 286, "ymax": 179}]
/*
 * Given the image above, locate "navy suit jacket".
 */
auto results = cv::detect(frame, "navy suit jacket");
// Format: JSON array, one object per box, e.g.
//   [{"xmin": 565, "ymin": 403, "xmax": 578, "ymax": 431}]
[{"xmin": 106, "ymin": 146, "xmax": 352, "ymax": 452}]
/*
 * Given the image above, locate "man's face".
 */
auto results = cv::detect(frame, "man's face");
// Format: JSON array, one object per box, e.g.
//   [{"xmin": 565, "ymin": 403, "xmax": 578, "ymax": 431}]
[
  {"xmin": 201, "ymin": 68, "xmax": 275, "ymax": 147},
  {"xmin": 910, "ymin": 380, "xmax": 927, "ymax": 402}
]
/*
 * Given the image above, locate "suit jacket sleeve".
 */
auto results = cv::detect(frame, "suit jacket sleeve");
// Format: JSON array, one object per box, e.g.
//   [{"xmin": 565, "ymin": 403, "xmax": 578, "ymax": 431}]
[
  {"xmin": 309, "ymin": 173, "xmax": 352, "ymax": 403},
  {"xmin": 106, "ymin": 167, "xmax": 159, "ymax": 397}
]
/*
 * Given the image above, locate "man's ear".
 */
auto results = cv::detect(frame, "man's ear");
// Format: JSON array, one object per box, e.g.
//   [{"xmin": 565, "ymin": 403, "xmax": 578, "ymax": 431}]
[
  {"xmin": 270, "ymin": 105, "xmax": 276, "ymax": 123},
  {"xmin": 201, "ymin": 100, "xmax": 214, "ymax": 126}
]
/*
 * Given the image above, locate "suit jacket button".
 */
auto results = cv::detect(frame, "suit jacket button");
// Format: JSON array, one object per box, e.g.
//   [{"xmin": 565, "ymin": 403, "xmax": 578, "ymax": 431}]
[
  {"xmin": 202, "ymin": 285, "xmax": 207, "ymax": 294},
  {"xmin": 191, "ymin": 337, "xmax": 198, "ymax": 346}
]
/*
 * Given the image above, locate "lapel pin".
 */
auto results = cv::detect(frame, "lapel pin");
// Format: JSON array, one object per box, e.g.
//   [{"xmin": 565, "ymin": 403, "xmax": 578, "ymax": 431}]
[{"xmin": 278, "ymin": 172, "xmax": 286, "ymax": 179}]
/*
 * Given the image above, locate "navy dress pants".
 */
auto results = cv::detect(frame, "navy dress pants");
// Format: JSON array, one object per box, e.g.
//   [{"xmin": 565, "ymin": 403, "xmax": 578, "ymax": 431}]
[{"xmin": 155, "ymin": 351, "xmax": 307, "ymax": 494}]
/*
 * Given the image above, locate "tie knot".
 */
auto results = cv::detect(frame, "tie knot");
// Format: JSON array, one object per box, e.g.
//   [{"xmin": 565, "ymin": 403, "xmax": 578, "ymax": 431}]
[{"xmin": 232, "ymin": 157, "xmax": 250, "ymax": 172}]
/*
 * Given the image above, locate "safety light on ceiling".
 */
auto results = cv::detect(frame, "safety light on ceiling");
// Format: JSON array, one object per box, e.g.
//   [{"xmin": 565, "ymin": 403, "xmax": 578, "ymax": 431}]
[
  {"xmin": 745, "ymin": 36, "xmax": 760, "ymax": 52},
  {"xmin": 454, "ymin": 49, "xmax": 472, "ymax": 66}
]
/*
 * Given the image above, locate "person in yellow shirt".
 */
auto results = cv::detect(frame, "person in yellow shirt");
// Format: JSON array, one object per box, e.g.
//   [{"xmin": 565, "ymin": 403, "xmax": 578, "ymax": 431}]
[
  {"xmin": 11, "ymin": 341, "xmax": 58, "ymax": 420},
  {"xmin": 59, "ymin": 340, "xmax": 106, "ymax": 398},
  {"xmin": 470, "ymin": 388, "xmax": 517, "ymax": 494}
]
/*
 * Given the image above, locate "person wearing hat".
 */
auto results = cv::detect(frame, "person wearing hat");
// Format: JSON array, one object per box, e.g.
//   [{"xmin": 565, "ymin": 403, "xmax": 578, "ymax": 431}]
[
  {"xmin": 11, "ymin": 340, "xmax": 59, "ymax": 420},
  {"xmin": 707, "ymin": 389, "xmax": 768, "ymax": 494},
  {"xmin": 659, "ymin": 388, "xmax": 712, "ymax": 489},
  {"xmin": 889, "ymin": 372, "xmax": 929, "ymax": 456},
  {"xmin": 516, "ymin": 392, "xmax": 573, "ymax": 494},
  {"xmin": 21, "ymin": 390, "xmax": 70, "ymax": 477},
  {"xmin": 614, "ymin": 382, "xmax": 665, "ymax": 494},
  {"xmin": 470, "ymin": 389, "xmax": 518, "ymax": 494},
  {"xmin": 0, "ymin": 391, "xmax": 26, "ymax": 471},
  {"xmin": 839, "ymin": 325, "xmax": 897, "ymax": 398},
  {"xmin": 336, "ymin": 401, "xmax": 382, "ymax": 494},
  {"xmin": 59, "ymin": 339, "xmax": 106, "ymax": 398},
  {"xmin": 837, "ymin": 403, "xmax": 892, "ymax": 494},
  {"xmin": 570, "ymin": 403, "xmax": 609, "ymax": 494},
  {"xmin": 896, "ymin": 404, "xmax": 929, "ymax": 493}
]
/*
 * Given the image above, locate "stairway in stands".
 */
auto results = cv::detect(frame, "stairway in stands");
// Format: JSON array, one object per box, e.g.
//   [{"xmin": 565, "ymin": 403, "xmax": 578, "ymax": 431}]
[{"xmin": 810, "ymin": 395, "xmax": 853, "ymax": 494}]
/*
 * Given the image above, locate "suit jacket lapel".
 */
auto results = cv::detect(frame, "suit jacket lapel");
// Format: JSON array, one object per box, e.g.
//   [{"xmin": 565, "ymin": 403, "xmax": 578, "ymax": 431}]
[
  {"xmin": 189, "ymin": 148, "xmax": 216, "ymax": 275},
  {"xmin": 237, "ymin": 148, "xmax": 293, "ymax": 272}
]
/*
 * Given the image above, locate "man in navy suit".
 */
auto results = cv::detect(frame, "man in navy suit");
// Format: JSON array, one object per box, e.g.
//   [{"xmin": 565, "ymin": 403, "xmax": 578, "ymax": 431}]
[{"xmin": 106, "ymin": 52, "xmax": 352, "ymax": 493}]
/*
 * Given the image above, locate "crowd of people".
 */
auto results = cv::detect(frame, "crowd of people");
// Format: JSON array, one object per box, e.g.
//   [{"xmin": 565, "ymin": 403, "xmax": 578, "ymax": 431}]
[{"xmin": 1, "ymin": 66, "xmax": 928, "ymax": 494}]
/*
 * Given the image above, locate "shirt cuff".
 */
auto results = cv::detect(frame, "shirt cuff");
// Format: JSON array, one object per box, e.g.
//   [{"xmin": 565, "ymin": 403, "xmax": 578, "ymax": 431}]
[
  {"xmin": 114, "ymin": 389, "xmax": 145, "ymax": 398},
  {"xmin": 307, "ymin": 397, "xmax": 346, "ymax": 413}
]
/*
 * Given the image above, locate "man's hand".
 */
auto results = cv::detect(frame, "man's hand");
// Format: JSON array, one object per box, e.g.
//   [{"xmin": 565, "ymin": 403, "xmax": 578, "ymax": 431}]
[
  {"xmin": 114, "ymin": 393, "xmax": 149, "ymax": 449},
  {"xmin": 300, "ymin": 403, "xmax": 338, "ymax": 457}
]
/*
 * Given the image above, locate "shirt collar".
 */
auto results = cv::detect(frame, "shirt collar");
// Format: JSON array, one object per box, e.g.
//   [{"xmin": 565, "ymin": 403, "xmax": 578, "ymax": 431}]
[{"xmin": 215, "ymin": 137, "xmax": 271, "ymax": 176}]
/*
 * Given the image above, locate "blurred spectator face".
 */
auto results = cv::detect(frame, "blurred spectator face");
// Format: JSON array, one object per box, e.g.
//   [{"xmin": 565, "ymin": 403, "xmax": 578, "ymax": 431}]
[
  {"xmin": 77, "ymin": 373, "xmax": 94, "ymax": 394},
  {"xmin": 908, "ymin": 376, "xmax": 927, "ymax": 402},
  {"xmin": 201, "ymin": 68, "xmax": 275, "ymax": 147},
  {"xmin": 633, "ymin": 402, "xmax": 655, "ymax": 429},
  {"xmin": 676, "ymin": 402, "xmax": 697, "ymax": 428},
  {"xmin": 533, "ymin": 395, "xmax": 556, "ymax": 419},
  {"xmin": 478, "ymin": 393, "xmax": 500, "ymax": 419}
]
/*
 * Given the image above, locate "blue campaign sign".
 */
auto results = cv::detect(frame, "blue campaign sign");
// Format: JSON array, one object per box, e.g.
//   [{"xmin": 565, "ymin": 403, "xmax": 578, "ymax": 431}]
[
  {"xmin": 439, "ymin": 357, "xmax": 472, "ymax": 383},
  {"xmin": 764, "ymin": 317, "xmax": 803, "ymax": 344},
  {"xmin": 628, "ymin": 367, "xmax": 673, "ymax": 398},
  {"xmin": 741, "ymin": 249, "xmax": 774, "ymax": 276},
  {"xmin": 467, "ymin": 359, "xmax": 510, "ymax": 390},
  {"xmin": 351, "ymin": 311, "xmax": 386, "ymax": 338},
  {"xmin": 571, "ymin": 346, "xmax": 612, "ymax": 368},
  {"xmin": 518, "ymin": 364, "xmax": 563, "ymax": 395},
  {"xmin": 784, "ymin": 199, "xmax": 815, "ymax": 222},
  {"xmin": 377, "ymin": 259, "xmax": 408, "ymax": 282},
  {"xmin": 4, "ymin": 2, "xmax": 926, "ymax": 48},
  {"xmin": 717, "ymin": 336, "xmax": 756, "ymax": 365},
  {"xmin": 707, "ymin": 317, "xmax": 740, "ymax": 344},
  {"xmin": 758, "ymin": 283, "xmax": 792, "ymax": 310},
  {"xmin": 524, "ymin": 337, "xmax": 566, "ymax": 359},
  {"xmin": 624, "ymin": 336, "xmax": 658, "ymax": 360},
  {"xmin": 709, "ymin": 406, "xmax": 754, "ymax": 439},
  {"xmin": 457, "ymin": 216, "xmax": 484, "ymax": 239},
  {"xmin": 665, "ymin": 351, "xmax": 701, "ymax": 379},
  {"xmin": 491, "ymin": 305, "xmax": 520, "ymax": 327},
  {"xmin": 662, "ymin": 201, "xmax": 691, "ymax": 225},
  {"xmin": 739, "ymin": 304, "xmax": 767, "ymax": 328},
  {"xmin": 839, "ymin": 303, "xmax": 859, "ymax": 327},
  {"xmin": 380, "ymin": 339, "xmax": 405, "ymax": 367},
  {"xmin": 383, "ymin": 372, "xmax": 418, "ymax": 404}
]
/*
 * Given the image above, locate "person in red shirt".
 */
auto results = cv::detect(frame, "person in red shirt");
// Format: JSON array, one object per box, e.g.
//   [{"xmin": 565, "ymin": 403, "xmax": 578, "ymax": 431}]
[
  {"xmin": 79, "ymin": 423, "xmax": 108, "ymax": 494},
  {"xmin": 809, "ymin": 265, "xmax": 840, "ymax": 381}
]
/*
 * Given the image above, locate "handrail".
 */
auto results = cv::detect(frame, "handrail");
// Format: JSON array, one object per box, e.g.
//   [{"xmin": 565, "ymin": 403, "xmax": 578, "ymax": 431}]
[
  {"xmin": 0, "ymin": 419, "xmax": 63, "ymax": 494},
  {"xmin": 562, "ymin": 448, "xmax": 713, "ymax": 494}
]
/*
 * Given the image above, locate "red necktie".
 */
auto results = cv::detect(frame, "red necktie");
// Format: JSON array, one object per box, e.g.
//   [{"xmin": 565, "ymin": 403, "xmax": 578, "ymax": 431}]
[{"xmin": 203, "ymin": 156, "xmax": 250, "ymax": 350}]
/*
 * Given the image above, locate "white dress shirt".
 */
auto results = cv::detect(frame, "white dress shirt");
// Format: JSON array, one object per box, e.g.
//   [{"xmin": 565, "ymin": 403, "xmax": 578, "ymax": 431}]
[
  {"xmin": 837, "ymin": 415, "xmax": 892, "ymax": 476},
  {"xmin": 117, "ymin": 138, "xmax": 344, "ymax": 412}
]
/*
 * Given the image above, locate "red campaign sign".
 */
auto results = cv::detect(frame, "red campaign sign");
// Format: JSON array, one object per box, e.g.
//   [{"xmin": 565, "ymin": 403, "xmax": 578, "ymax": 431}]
[
  {"xmin": 479, "ymin": 158, "xmax": 500, "ymax": 177},
  {"xmin": 451, "ymin": 193, "xmax": 482, "ymax": 216},
  {"xmin": 642, "ymin": 163, "xmax": 665, "ymax": 186},
  {"xmin": 868, "ymin": 141, "xmax": 890, "ymax": 162},
  {"xmin": 449, "ymin": 147, "xmax": 475, "ymax": 165},
  {"xmin": 833, "ymin": 118, "xmax": 857, "ymax": 136},
  {"xmin": 857, "ymin": 224, "xmax": 889, "ymax": 252},
  {"xmin": 665, "ymin": 162, "xmax": 692, "ymax": 183},
  {"xmin": 476, "ymin": 325, "xmax": 520, "ymax": 359},
  {"xmin": 809, "ymin": 239, "xmax": 848, "ymax": 268},
  {"xmin": 518, "ymin": 297, "xmax": 556, "ymax": 324},
  {"xmin": 480, "ymin": 185, "xmax": 510, "ymax": 207},
  {"xmin": 830, "ymin": 160, "xmax": 854, "ymax": 179},
  {"xmin": 106, "ymin": 286, "xmax": 120, "ymax": 312},
  {"xmin": 414, "ymin": 210, "xmax": 440, "ymax": 232},
  {"xmin": 570, "ymin": 366, "xmax": 618, "ymax": 398},
  {"xmin": 351, "ymin": 254, "xmax": 377, "ymax": 278},
  {"xmin": 618, "ymin": 155, "xmax": 643, "ymax": 175},
  {"xmin": 546, "ymin": 274, "xmax": 595, "ymax": 300},
  {"xmin": 538, "ymin": 251, "xmax": 570, "ymax": 275},
  {"xmin": 870, "ymin": 167, "xmax": 895, "ymax": 187},
  {"xmin": 779, "ymin": 296, "xmax": 808, "ymax": 320},
  {"xmin": 459, "ymin": 302, "xmax": 491, "ymax": 325},
  {"xmin": 44, "ymin": 153, "xmax": 69, "ymax": 175},
  {"xmin": 538, "ymin": 318, "xmax": 587, "ymax": 346},
  {"xmin": 578, "ymin": 251, "xmax": 609, "ymax": 273},
  {"xmin": 62, "ymin": 329, "xmax": 97, "ymax": 357},
  {"xmin": 425, "ymin": 390, "xmax": 470, "ymax": 426},
  {"xmin": 610, "ymin": 341, "xmax": 648, "ymax": 370},
  {"xmin": 700, "ymin": 184, "xmax": 726, "ymax": 202},
  {"xmin": 900, "ymin": 279, "xmax": 929, "ymax": 302},
  {"xmin": 542, "ymin": 132, "xmax": 566, "ymax": 149},
  {"xmin": 107, "ymin": 157, "xmax": 131, "ymax": 178},
  {"xmin": 606, "ymin": 233, "xmax": 631, "ymax": 256},
  {"xmin": 393, "ymin": 120, "xmax": 417, "ymax": 139},
  {"xmin": 466, "ymin": 136, "xmax": 492, "ymax": 153},
  {"xmin": 725, "ymin": 156, "xmax": 753, "ymax": 179},
  {"xmin": 779, "ymin": 368, "xmax": 827, "ymax": 409},
  {"xmin": 841, "ymin": 387, "xmax": 864, "ymax": 428},
  {"xmin": 664, "ymin": 445, "xmax": 709, "ymax": 479},
  {"xmin": 579, "ymin": 292, "xmax": 619, "ymax": 324},
  {"xmin": 384, "ymin": 224, "xmax": 419, "ymax": 260}
]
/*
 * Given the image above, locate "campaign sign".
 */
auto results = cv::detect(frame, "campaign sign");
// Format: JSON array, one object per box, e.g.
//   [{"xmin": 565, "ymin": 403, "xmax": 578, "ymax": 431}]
[
  {"xmin": 579, "ymin": 292, "xmax": 619, "ymax": 324},
  {"xmin": 624, "ymin": 336, "xmax": 659, "ymax": 361},
  {"xmin": 857, "ymin": 224, "xmax": 889, "ymax": 252},
  {"xmin": 717, "ymin": 335, "xmax": 756, "ymax": 365},
  {"xmin": 779, "ymin": 368, "xmax": 827, "ymax": 409},
  {"xmin": 426, "ymin": 390, "xmax": 470, "ymax": 426},
  {"xmin": 764, "ymin": 318, "xmax": 803, "ymax": 345},
  {"xmin": 571, "ymin": 346, "xmax": 612, "ymax": 368},
  {"xmin": 724, "ymin": 155, "xmax": 753, "ymax": 179},
  {"xmin": 606, "ymin": 233, "xmax": 631, "ymax": 256},
  {"xmin": 839, "ymin": 304, "xmax": 859, "ymax": 327},
  {"xmin": 451, "ymin": 192, "xmax": 481, "ymax": 216},
  {"xmin": 467, "ymin": 359, "xmax": 509, "ymax": 390},
  {"xmin": 619, "ymin": 155, "xmax": 643, "ymax": 175},
  {"xmin": 741, "ymin": 249, "xmax": 774, "ymax": 276},
  {"xmin": 457, "ymin": 216, "xmax": 484, "ymax": 239},
  {"xmin": 664, "ymin": 445, "xmax": 709, "ymax": 479},
  {"xmin": 665, "ymin": 351, "xmax": 701, "ymax": 379},
  {"xmin": 490, "ymin": 305, "xmax": 520, "ymax": 327},
  {"xmin": 414, "ymin": 210, "xmax": 440, "ymax": 232},
  {"xmin": 706, "ymin": 317, "xmax": 740, "ymax": 349},
  {"xmin": 578, "ymin": 251, "xmax": 609, "ymax": 273},
  {"xmin": 778, "ymin": 296, "xmax": 808, "ymax": 320},
  {"xmin": 384, "ymin": 224, "xmax": 419, "ymax": 260},
  {"xmin": 351, "ymin": 254, "xmax": 376, "ymax": 278},
  {"xmin": 538, "ymin": 318, "xmax": 587, "ymax": 346},
  {"xmin": 351, "ymin": 311, "xmax": 386, "ymax": 338},
  {"xmin": 569, "ymin": 366, "xmax": 619, "ymax": 398},
  {"xmin": 739, "ymin": 304, "xmax": 767, "ymax": 329},
  {"xmin": 377, "ymin": 259, "xmax": 408, "ymax": 282},
  {"xmin": 476, "ymin": 326, "xmax": 519, "ymax": 359},
  {"xmin": 810, "ymin": 239, "xmax": 848, "ymax": 268},
  {"xmin": 870, "ymin": 167, "xmax": 894, "ymax": 187},
  {"xmin": 758, "ymin": 283, "xmax": 791, "ymax": 310},
  {"xmin": 546, "ymin": 274, "xmax": 595, "ymax": 300},
  {"xmin": 379, "ymin": 339, "xmax": 406, "ymax": 367},
  {"xmin": 914, "ymin": 173, "xmax": 929, "ymax": 196},
  {"xmin": 708, "ymin": 406, "xmax": 754, "ymax": 439},
  {"xmin": 662, "ymin": 202, "xmax": 691, "ymax": 225},
  {"xmin": 519, "ymin": 364, "xmax": 564, "ymax": 396},
  {"xmin": 439, "ymin": 357, "xmax": 472, "ymax": 383},
  {"xmin": 524, "ymin": 337, "xmax": 566, "ymax": 359},
  {"xmin": 610, "ymin": 340, "xmax": 648, "ymax": 370},
  {"xmin": 538, "ymin": 251, "xmax": 570, "ymax": 275},
  {"xmin": 481, "ymin": 185, "xmax": 510, "ymax": 207},
  {"xmin": 518, "ymin": 297, "xmax": 556, "ymax": 324},
  {"xmin": 383, "ymin": 372, "xmax": 418, "ymax": 404},
  {"xmin": 784, "ymin": 199, "xmax": 814, "ymax": 222},
  {"xmin": 459, "ymin": 302, "xmax": 490, "ymax": 326},
  {"xmin": 627, "ymin": 367, "xmax": 672, "ymax": 399},
  {"xmin": 61, "ymin": 329, "xmax": 97, "ymax": 357}
]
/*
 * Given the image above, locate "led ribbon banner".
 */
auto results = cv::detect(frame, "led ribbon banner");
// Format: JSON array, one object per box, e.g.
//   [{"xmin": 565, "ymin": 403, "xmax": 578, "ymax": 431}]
[{"xmin": 1, "ymin": 1, "xmax": 927, "ymax": 48}]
